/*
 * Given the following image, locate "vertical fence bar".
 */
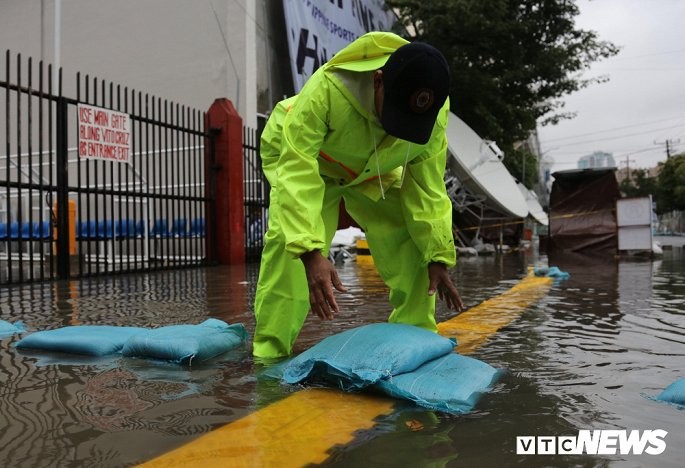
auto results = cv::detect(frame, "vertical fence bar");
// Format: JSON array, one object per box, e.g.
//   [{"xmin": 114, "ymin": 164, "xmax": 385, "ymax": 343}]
[
  {"xmin": 123, "ymin": 86, "xmax": 130, "ymax": 271},
  {"xmin": 27, "ymin": 57, "xmax": 35, "ymax": 280},
  {"xmin": 93, "ymin": 77, "xmax": 101, "ymax": 271},
  {"xmin": 195, "ymin": 109, "xmax": 201, "ymax": 262},
  {"xmin": 133, "ymin": 90, "xmax": 141, "ymax": 268},
  {"xmin": 108, "ymin": 81, "xmax": 115, "ymax": 271},
  {"xmin": 150, "ymin": 94, "xmax": 158, "ymax": 269},
  {"xmin": 116, "ymin": 83, "xmax": 123, "ymax": 270},
  {"xmin": 55, "ymin": 92, "xmax": 69, "ymax": 279},
  {"xmin": 183, "ymin": 106, "xmax": 189, "ymax": 265},
  {"xmin": 48, "ymin": 63, "xmax": 54, "ymax": 278},
  {"xmin": 76, "ymin": 71, "xmax": 83, "ymax": 277},
  {"xmin": 38, "ymin": 59, "xmax": 45, "ymax": 280},
  {"xmin": 16, "ymin": 54, "xmax": 23, "ymax": 281},
  {"xmin": 172, "ymin": 102, "xmax": 178, "ymax": 263},
  {"xmin": 155, "ymin": 95, "xmax": 161, "ymax": 264},
  {"xmin": 3, "ymin": 51, "xmax": 10, "ymax": 282},
  {"xmin": 84, "ymin": 74, "xmax": 92, "ymax": 275},
  {"xmin": 138, "ymin": 94, "xmax": 152, "ymax": 270},
  {"xmin": 163, "ymin": 99, "xmax": 170, "ymax": 264}
]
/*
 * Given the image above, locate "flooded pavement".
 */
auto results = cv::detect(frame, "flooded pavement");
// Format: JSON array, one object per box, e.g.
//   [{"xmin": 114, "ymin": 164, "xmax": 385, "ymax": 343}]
[{"xmin": 0, "ymin": 245, "xmax": 683, "ymax": 467}]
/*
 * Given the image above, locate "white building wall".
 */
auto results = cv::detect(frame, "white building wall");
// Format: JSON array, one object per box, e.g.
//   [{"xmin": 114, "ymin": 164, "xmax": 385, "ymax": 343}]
[{"xmin": 0, "ymin": 0, "xmax": 260, "ymax": 120}]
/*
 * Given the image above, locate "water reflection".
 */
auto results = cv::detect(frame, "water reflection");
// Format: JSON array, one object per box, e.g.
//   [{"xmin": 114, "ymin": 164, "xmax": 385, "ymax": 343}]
[{"xmin": 0, "ymin": 248, "xmax": 683, "ymax": 467}]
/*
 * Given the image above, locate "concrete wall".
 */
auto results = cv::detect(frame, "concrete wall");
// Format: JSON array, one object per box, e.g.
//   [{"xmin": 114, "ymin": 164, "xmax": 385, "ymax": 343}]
[{"xmin": 0, "ymin": 0, "xmax": 293, "ymax": 126}]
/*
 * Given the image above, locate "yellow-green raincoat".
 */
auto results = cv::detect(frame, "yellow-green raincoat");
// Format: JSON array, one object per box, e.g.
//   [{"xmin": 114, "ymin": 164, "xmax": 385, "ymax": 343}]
[{"xmin": 253, "ymin": 32, "xmax": 456, "ymax": 358}]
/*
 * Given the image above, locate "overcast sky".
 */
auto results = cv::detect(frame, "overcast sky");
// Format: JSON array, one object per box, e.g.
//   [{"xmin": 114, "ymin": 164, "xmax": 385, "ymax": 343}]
[{"xmin": 537, "ymin": 0, "xmax": 685, "ymax": 174}]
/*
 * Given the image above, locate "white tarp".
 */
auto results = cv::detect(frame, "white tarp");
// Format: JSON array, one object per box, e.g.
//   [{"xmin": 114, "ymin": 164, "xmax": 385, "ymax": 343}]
[{"xmin": 282, "ymin": 0, "xmax": 396, "ymax": 92}]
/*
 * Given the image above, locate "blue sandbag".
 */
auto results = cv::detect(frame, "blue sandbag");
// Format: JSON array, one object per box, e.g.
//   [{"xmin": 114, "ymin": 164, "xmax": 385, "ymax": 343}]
[
  {"xmin": 656, "ymin": 377, "xmax": 685, "ymax": 407},
  {"xmin": 534, "ymin": 266, "xmax": 570, "ymax": 279},
  {"xmin": 374, "ymin": 352, "xmax": 502, "ymax": 413},
  {"xmin": 282, "ymin": 323, "xmax": 457, "ymax": 390},
  {"xmin": 16, "ymin": 325, "xmax": 147, "ymax": 356},
  {"xmin": 121, "ymin": 318, "xmax": 248, "ymax": 364},
  {"xmin": 0, "ymin": 320, "xmax": 25, "ymax": 337}
]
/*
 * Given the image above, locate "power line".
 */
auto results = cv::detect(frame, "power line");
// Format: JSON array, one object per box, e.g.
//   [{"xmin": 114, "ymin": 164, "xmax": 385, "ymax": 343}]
[
  {"xmin": 542, "ymin": 116, "xmax": 685, "ymax": 143},
  {"xmin": 544, "ymin": 124, "xmax": 684, "ymax": 148},
  {"xmin": 655, "ymin": 139, "xmax": 681, "ymax": 159}
]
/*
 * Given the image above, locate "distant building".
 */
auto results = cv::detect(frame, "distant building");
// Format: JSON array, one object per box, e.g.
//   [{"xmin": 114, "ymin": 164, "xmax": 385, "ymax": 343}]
[
  {"xmin": 615, "ymin": 165, "xmax": 661, "ymax": 184},
  {"xmin": 578, "ymin": 151, "xmax": 616, "ymax": 169}
]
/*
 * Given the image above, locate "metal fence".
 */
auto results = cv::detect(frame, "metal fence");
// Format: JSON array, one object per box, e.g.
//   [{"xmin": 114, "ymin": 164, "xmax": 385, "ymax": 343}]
[
  {"xmin": 657, "ymin": 210, "xmax": 685, "ymax": 235},
  {"xmin": 1, "ymin": 51, "xmax": 213, "ymax": 285},
  {"xmin": 243, "ymin": 120, "xmax": 269, "ymax": 262}
]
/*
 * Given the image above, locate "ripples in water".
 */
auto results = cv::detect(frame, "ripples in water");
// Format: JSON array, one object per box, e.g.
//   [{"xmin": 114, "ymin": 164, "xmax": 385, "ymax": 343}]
[{"xmin": 0, "ymin": 247, "xmax": 683, "ymax": 466}]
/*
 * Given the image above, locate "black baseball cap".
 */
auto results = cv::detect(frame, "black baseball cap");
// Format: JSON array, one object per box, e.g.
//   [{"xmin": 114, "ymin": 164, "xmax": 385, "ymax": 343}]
[{"xmin": 380, "ymin": 42, "xmax": 450, "ymax": 145}]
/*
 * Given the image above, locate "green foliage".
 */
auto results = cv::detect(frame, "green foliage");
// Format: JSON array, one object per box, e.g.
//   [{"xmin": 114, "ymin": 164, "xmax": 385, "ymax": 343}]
[
  {"xmin": 656, "ymin": 154, "xmax": 685, "ymax": 213},
  {"xmin": 619, "ymin": 168, "xmax": 658, "ymax": 199},
  {"xmin": 502, "ymin": 147, "xmax": 538, "ymax": 189},
  {"xmin": 387, "ymin": 0, "xmax": 619, "ymax": 181}
]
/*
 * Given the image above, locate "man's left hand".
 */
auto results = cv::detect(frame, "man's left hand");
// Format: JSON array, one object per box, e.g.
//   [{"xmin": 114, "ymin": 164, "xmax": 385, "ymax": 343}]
[{"xmin": 427, "ymin": 262, "xmax": 465, "ymax": 312}]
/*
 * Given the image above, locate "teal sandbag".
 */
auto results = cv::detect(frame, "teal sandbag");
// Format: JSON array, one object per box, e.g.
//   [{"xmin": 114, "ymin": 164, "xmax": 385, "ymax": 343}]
[
  {"xmin": 121, "ymin": 318, "xmax": 248, "ymax": 364},
  {"xmin": 16, "ymin": 325, "xmax": 147, "ymax": 356},
  {"xmin": 657, "ymin": 377, "xmax": 685, "ymax": 407},
  {"xmin": 282, "ymin": 323, "xmax": 456, "ymax": 390},
  {"xmin": 534, "ymin": 266, "xmax": 570, "ymax": 279},
  {"xmin": 374, "ymin": 352, "xmax": 502, "ymax": 413},
  {"xmin": 0, "ymin": 320, "xmax": 25, "ymax": 337}
]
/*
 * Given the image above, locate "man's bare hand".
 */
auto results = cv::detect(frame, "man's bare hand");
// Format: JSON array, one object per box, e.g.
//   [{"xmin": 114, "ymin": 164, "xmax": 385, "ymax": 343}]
[
  {"xmin": 300, "ymin": 250, "xmax": 348, "ymax": 320},
  {"xmin": 427, "ymin": 262, "xmax": 465, "ymax": 312}
]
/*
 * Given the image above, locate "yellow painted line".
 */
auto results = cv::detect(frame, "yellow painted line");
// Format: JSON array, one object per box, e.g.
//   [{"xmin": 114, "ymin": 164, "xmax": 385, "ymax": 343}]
[
  {"xmin": 140, "ymin": 272, "xmax": 553, "ymax": 467},
  {"xmin": 438, "ymin": 274, "xmax": 553, "ymax": 354},
  {"xmin": 141, "ymin": 388, "xmax": 394, "ymax": 468}
]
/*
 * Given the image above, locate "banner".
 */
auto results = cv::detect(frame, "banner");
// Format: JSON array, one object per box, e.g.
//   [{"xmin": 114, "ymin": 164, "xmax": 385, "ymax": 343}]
[{"xmin": 283, "ymin": 0, "xmax": 396, "ymax": 92}]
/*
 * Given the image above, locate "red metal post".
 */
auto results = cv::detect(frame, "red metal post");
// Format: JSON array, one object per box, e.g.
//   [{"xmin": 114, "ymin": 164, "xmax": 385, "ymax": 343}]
[{"xmin": 206, "ymin": 98, "xmax": 245, "ymax": 265}]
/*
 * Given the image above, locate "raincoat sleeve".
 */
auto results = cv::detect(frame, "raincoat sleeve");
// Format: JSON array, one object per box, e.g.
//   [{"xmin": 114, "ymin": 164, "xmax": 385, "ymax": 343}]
[
  {"xmin": 400, "ymin": 102, "xmax": 457, "ymax": 267},
  {"xmin": 274, "ymin": 71, "xmax": 331, "ymax": 258}
]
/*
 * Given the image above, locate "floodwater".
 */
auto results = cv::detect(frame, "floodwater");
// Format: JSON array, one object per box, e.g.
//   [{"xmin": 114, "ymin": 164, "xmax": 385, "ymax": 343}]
[{"xmin": 0, "ymin": 243, "xmax": 683, "ymax": 467}]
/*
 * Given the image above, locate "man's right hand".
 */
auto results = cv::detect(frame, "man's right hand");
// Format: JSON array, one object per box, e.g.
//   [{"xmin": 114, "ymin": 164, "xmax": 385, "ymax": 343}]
[{"xmin": 300, "ymin": 250, "xmax": 348, "ymax": 320}]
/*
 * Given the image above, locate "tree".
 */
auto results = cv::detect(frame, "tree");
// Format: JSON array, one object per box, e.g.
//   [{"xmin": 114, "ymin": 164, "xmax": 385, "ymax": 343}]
[
  {"xmin": 501, "ymin": 146, "xmax": 538, "ymax": 189},
  {"xmin": 619, "ymin": 168, "xmax": 658, "ymax": 199},
  {"xmin": 656, "ymin": 154, "xmax": 685, "ymax": 214},
  {"xmin": 386, "ymin": 0, "xmax": 619, "ymax": 188}
]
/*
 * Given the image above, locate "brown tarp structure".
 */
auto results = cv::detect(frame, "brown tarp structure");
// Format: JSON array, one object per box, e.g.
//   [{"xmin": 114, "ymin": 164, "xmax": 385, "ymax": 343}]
[
  {"xmin": 453, "ymin": 206, "xmax": 523, "ymax": 247},
  {"xmin": 548, "ymin": 168, "xmax": 620, "ymax": 254}
]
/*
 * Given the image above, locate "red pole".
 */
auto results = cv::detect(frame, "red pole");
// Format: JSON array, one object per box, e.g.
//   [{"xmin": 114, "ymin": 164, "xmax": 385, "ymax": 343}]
[{"xmin": 205, "ymin": 98, "xmax": 245, "ymax": 265}]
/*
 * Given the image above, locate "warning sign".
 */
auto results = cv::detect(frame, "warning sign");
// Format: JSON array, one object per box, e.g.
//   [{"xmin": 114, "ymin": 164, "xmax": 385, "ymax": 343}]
[{"xmin": 77, "ymin": 103, "xmax": 131, "ymax": 163}]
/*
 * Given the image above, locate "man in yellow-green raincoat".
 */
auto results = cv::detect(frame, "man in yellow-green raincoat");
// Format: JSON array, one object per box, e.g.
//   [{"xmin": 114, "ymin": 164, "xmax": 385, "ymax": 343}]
[{"xmin": 253, "ymin": 31, "xmax": 464, "ymax": 358}]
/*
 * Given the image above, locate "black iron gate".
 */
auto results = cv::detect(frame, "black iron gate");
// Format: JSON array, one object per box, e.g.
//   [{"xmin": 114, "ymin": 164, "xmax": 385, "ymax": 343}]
[
  {"xmin": 243, "ymin": 118, "xmax": 269, "ymax": 262},
  {"xmin": 1, "ymin": 51, "xmax": 214, "ymax": 285}
]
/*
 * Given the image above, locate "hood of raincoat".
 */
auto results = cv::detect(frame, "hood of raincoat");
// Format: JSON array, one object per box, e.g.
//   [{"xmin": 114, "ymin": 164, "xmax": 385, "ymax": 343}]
[{"xmin": 324, "ymin": 32, "xmax": 408, "ymax": 73}]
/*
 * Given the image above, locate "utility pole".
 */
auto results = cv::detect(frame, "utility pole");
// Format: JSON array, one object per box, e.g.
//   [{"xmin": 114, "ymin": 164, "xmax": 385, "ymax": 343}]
[
  {"xmin": 620, "ymin": 154, "xmax": 635, "ymax": 182},
  {"xmin": 654, "ymin": 139, "xmax": 681, "ymax": 159}
]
